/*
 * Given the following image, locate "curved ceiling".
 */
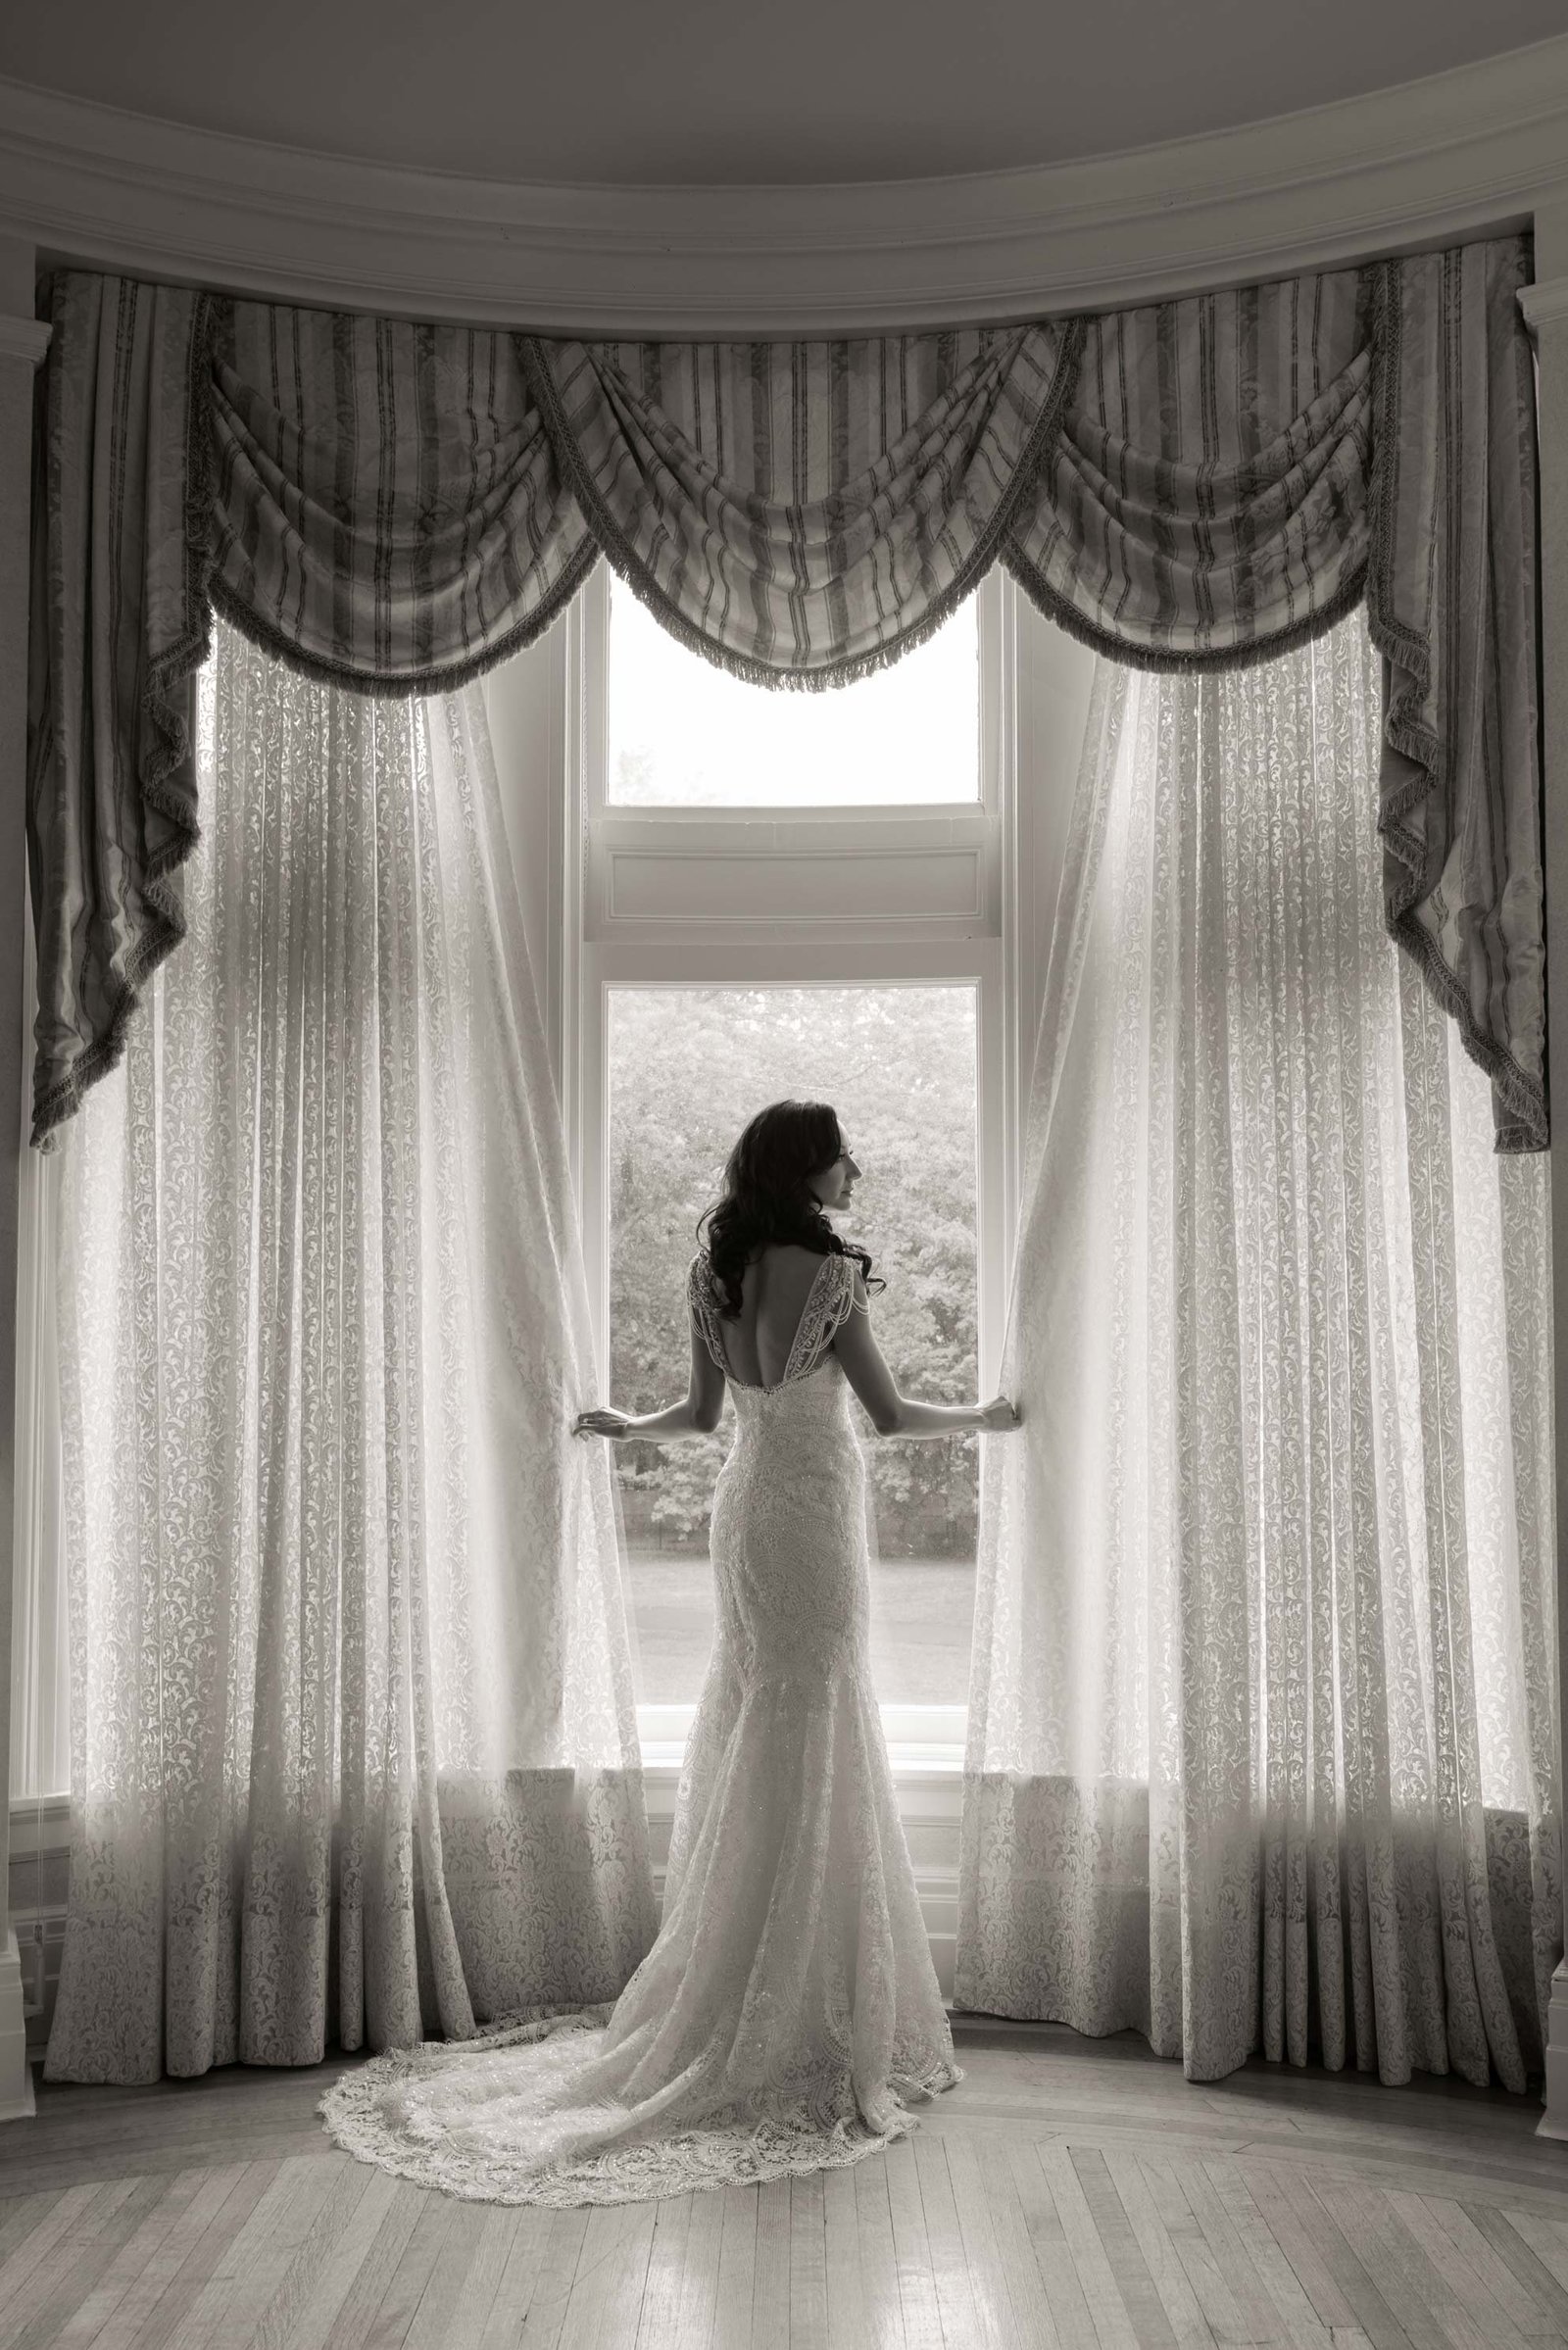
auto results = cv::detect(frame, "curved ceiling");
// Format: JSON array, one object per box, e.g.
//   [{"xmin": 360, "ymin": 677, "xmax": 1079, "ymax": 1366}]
[{"xmin": 3, "ymin": 0, "xmax": 1564, "ymax": 186}]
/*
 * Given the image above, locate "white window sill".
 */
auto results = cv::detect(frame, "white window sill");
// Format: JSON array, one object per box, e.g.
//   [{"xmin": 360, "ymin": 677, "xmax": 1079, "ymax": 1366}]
[{"xmin": 635, "ymin": 1703, "xmax": 965, "ymax": 1814}]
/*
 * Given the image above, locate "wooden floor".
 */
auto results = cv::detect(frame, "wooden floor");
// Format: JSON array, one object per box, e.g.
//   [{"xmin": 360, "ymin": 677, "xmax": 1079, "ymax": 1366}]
[{"xmin": 2, "ymin": 2021, "xmax": 1568, "ymax": 2349}]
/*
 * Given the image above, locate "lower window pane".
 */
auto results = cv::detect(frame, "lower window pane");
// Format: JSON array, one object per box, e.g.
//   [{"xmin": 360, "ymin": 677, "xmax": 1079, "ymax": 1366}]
[{"xmin": 607, "ymin": 984, "xmax": 978, "ymax": 1706}]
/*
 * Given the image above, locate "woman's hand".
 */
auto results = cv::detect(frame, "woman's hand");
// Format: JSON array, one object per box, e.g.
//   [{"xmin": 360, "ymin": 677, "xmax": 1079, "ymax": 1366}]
[
  {"xmin": 573, "ymin": 1406, "xmax": 633, "ymax": 1442},
  {"xmin": 978, "ymin": 1394, "xmax": 1022, "ymax": 1434}
]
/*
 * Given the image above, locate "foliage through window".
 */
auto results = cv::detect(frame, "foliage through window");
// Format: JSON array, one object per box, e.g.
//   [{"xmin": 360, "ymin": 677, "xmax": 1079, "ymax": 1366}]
[{"xmin": 608, "ymin": 985, "xmax": 978, "ymax": 1705}]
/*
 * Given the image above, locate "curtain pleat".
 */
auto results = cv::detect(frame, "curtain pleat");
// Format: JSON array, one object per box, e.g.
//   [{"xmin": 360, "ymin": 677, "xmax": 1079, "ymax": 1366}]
[
  {"xmin": 45, "ymin": 620, "xmax": 656, "ymax": 2085},
  {"xmin": 956, "ymin": 615, "xmax": 1558, "ymax": 2086}
]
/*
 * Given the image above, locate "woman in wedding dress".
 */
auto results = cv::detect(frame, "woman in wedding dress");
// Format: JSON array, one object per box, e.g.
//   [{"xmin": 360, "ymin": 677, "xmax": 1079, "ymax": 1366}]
[{"xmin": 320, "ymin": 1100, "xmax": 1020, "ymax": 2205}]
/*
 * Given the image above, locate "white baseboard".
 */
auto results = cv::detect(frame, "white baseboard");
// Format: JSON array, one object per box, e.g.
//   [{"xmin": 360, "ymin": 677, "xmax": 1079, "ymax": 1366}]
[
  {"xmin": 0, "ymin": 1930, "xmax": 34, "ymax": 2122},
  {"xmin": 1539, "ymin": 1958, "xmax": 1568, "ymax": 2138}
]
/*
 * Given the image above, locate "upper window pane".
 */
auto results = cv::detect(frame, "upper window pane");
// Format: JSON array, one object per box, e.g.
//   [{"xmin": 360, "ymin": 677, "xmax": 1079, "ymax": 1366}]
[{"xmin": 608, "ymin": 579, "xmax": 980, "ymax": 808}]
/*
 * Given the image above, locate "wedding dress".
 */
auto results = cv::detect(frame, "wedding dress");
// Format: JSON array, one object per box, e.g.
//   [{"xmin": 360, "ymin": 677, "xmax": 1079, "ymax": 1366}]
[{"xmin": 319, "ymin": 1246, "xmax": 961, "ymax": 2205}]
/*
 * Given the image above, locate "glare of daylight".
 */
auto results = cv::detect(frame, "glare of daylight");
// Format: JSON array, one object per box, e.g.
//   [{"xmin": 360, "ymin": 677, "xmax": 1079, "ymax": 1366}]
[{"xmin": 608, "ymin": 580, "xmax": 980, "ymax": 808}]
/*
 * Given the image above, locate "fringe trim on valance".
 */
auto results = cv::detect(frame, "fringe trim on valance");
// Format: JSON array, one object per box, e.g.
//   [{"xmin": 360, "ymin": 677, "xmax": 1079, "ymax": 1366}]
[{"xmin": 518, "ymin": 321, "xmax": 1087, "ymax": 695}]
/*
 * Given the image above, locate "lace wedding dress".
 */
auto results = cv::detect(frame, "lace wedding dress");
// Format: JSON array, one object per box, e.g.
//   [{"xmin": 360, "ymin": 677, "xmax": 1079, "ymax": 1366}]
[{"xmin": 320, "ymin": 1246, "xmax": 961, "ymax": 2204}]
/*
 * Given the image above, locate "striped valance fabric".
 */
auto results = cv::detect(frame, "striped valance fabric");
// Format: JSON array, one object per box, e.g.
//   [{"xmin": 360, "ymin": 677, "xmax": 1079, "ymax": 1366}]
[
  {"xmin": 1007, "ymin": 270, "xmax": 1377, "ymax": 663},
  {"xmin": 25, "ymin": 235, "xmax": 1543, "ymax": 1152},
  {"xmin": 210, "ymin": 304, "xmax": 595, "ymax": 690},
  {"xmin": 523, "ymin": 326, "xmax": 1078, "ymax": 685}
]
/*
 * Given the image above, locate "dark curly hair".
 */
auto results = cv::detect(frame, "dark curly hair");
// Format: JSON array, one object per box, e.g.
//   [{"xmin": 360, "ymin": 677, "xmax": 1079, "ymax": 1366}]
[{"xmin": 696, "ymin": 1099, "xmax": 887, "ymax": 1319}]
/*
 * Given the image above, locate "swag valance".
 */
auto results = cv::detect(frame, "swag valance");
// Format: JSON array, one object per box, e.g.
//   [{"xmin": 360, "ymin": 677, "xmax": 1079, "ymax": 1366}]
[{"xmin": 27, "ymin": 237, "xmax": 1542, "ymax": 1149}]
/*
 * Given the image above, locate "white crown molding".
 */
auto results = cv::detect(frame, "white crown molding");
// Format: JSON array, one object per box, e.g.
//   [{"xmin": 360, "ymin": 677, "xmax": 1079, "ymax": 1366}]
[
  {"xmin": 2, "ymin": 40, "xmax": 1567, "ymax": 332},
  {"xmin": 0, "ymin": 315, "xmax": 48, "ymax": 366},
  {"xmin": 1520, "ymin": 275, "xmax": 1568, "ymax": 332}
]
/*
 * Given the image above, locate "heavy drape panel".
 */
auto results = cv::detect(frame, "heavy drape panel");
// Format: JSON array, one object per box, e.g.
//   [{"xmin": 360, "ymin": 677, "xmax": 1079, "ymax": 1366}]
[
  {"xmin": 1004, "ymin": 245, "xmax": 1544, "ymax": 1149},
  {"xmin": 25, "ymin": 274, "xmax": 594, "ymax": 1149},
  {"xmin": 27, "ymin": 235, "xmax": 1541, "ymax": 1154},
  {"xmin": 45, "ymin": 619, "xmax": 656, "ymax": 2085},
  {"xmin": 956, "ymin": 615, "xmax": 1558, "ymax": 2088}
]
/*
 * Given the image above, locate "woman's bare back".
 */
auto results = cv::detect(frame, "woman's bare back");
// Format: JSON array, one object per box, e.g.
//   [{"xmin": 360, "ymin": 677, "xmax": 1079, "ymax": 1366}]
[{"xmin": 708, "ymin": 1244, "xmax": 833, "ymax": 1392}]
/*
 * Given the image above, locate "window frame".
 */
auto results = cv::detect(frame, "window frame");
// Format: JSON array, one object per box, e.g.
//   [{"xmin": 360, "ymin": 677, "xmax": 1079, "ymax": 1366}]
[{"xmin": 567, "ymin": 560, "xmax": 1029, "ymax": 1766}]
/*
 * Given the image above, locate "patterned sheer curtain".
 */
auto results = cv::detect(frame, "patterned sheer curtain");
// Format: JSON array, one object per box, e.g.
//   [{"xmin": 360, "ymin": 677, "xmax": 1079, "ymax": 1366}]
[
  {"xmin": 45, "ymin": 620, "xmax": 656, "ymax": 2085},
  {"xmin": 957, "ymin": 614, "xmax": 1558, "ymax": 2087}
]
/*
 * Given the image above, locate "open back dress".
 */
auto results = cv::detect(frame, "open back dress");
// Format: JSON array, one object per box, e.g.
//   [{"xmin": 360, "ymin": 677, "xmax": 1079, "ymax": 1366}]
[{"xmin": 319, "ymin": 1245, "xmax": 960, "ymax": 2205}]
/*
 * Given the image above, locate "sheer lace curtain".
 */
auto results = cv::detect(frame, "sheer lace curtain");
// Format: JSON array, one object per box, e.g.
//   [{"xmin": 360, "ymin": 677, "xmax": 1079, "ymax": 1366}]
[
  {"xmin": 46, "ymin": 620, "xmax": 657, "ymax": 2086},
  {"xmin": 958, "ymin": 614, "xmax": 1558, "ymax": 2087}
]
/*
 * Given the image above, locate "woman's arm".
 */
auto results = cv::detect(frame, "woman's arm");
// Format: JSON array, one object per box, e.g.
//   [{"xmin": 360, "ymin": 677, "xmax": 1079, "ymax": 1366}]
[
  {"xmin": 833, "ymin": 1266, "xmax": 1020, "ymax": 1439},
  {"xmin": 572, "ymin": 1303, "xmax": 727, "ymax": 1442}
]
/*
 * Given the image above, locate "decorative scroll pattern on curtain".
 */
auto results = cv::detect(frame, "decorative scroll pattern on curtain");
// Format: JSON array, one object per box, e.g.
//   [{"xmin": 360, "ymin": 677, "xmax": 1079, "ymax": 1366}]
[
  {"xmin": 26, "ymin": 235, "xmax": 1542, "ymax": 1157},
  {"xmin": 956, "ymin": 618, "xmax": 1558, "ymax": 2088},
  {"xmin": 45, "ymin": 620, "xmax": 656, "ymax": 2084}
]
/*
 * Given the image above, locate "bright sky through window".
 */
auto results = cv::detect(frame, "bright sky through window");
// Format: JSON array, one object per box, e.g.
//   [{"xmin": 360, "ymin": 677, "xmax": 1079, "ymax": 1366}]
[{"xmin": 608, "ymin": 580, "xmax": 980, "ymax": 807}]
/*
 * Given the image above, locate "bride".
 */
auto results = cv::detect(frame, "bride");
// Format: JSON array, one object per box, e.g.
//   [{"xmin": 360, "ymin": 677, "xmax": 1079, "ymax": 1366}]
[{"xmin": 321, "ymin": 1099, "xmax": 1020, "ymax": 2205}]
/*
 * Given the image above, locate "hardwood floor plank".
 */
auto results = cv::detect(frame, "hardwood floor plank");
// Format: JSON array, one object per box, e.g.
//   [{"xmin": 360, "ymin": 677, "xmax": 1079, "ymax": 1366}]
[
  {"xmin": 786, "ymin": 2173, "xmax": 828, "ymax": 2350},
  {"xmin": 290, "ymin": 2179, "xmax": 429, "ymax": 2350},
  {"xmin": 713, "ymin": 2186, "xmax": 760, "ymax": 2350},
  {"xmin": 0, "ymin": 2183, "xmax": 113, "ymax": 2316},
  {"xmin": 940, "ymin": 2125, "xmax": 1024, "ymax": 2350},
  {"xmin": 822, "ymin": 2168, "xmax": 869, "ymax": 2350},
  {"xmin": 1283, "ymin": 2172, "xmax": 1442, "ymax": 2350},
  {"xmin": 502, "ymin": 2205, "xmax": 590, "ymax": 2350},
  {"xmin": 751, "ymin": 2177, "xmax": 791, "ymax": 2350},
  {"xmin": 401, "ymin": 2198, "xmax": 490, "ymax": 2350},
  {"xmin": 1168, "ymin": 2147, "xmax": 1291, "ymax": 2345},
  {"xmin": 1504, "ymin": 2207, "xmax": 1568, "ymax": 2296},
  {"xmin": 1062, "ymin": 2146, "xmax": 1181, "ymax": 2350},
  {"xmin": 632, "ymin": 2193, "xmax": 693, "ymax": 2350},
  {"xmin": 983, "ymin": 2137, "xmax": 1063, "ymax": 2350},
  {"xmin": 261, "ymin": 2168, "xmax": 405, "ymax": 2350},
  {"xmin": 1096, "ymin": 2147, "xmax": 1213, "ymax": 2350},
  {"xmin": 474, "ymin": 2206, "xmax": 560, "ymax": 2349},
  {"xmin": 1197, "ymin": 2156, "xmax": 1335, "ymax": 2350},
  {"xmin": 1137, "ymin": 2155, "xmax": 1254, "ymax": 2349},
  {"xmin": 1238, "ymin": 2164, "xmax": 1394, "ymax": 2347},
  {"xmin": 853, "ymin": 2156, "xmax": 907, "ymax": 2350},
  {"xmin": 596, "ymin": 2199, "xmax": 659, "ymax": 2350},
  {"xmin": 124, "ymin": 2164, "xmax": 279, "ymax": 2350},
  {"xmin": 907, "ymin": 2133, "xmax": 982, "ymax": 2350},
  {"xmin": 77, "ymin": 2169, "xmax": 259, "ymax": 2350},
  {"xmin": 0, "ymin": 2189, "xmax": 64, "ymax": 2273},
  {"xmin": 245, "ymin": 2161, "xmax": 375, "ymax": 2350},
  {"xmin": 1459, "ymin": 2204, "xmax": 1568, "ymax": 2336},
  {"xmin": 430, "ymin": 2204, "xmax": 524, "ymax": 2350},
  {"xmin": 359, "ymin": 2185, "xmax": 458, "ymax": 2350},
  {"xmin": 883, "ymin": 2140, "xmax": 942, "ymax": 2350},
  {"xmin": 53, "ymin": 2173, "xmax": 211, "ymax": 2350},
  {"xmin": 165, "ymin": 2153, "xmax": 333, "ymax": 2350},
  {"xmin": 555, "ymin": 2201, "xmax": 632, "ymax": 2350},
  {"xmin": 7, "ymin": 2176, "xmax": 172, "ymax": 2350},
  {"xmin": 1384, "ymin": 2189, "xmax": 1538, "ymax": 2350},
  {"xmin": 672, "ymin": 2180, "xmax": 724, "ymax": 2350},
  {"xmin": 1316, "ymin": 2173, "xmax": 1512, "ymax": 2350},
  {"xmin": 559, "ymin": 2196, "xmax": 653, "ymax": 2350},
  {"xmin": 1413, "ymin": 2195, "xmax": 1565, "ymax": 2341},
  {"xmin": 1032, "ymin": 2141, "xmax": 1139, "ymax": 2350}
]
